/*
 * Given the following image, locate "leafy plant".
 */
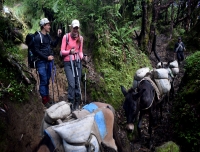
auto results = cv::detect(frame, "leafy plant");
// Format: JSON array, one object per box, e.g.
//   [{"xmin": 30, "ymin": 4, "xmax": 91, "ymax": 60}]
[{"xmin": 172, "ymin": 51, "xmax": 200, "ymax": 152}]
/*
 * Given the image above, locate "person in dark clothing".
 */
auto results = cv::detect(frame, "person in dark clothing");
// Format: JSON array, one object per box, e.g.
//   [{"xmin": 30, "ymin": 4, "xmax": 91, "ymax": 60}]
[
  {"xmin": 174, "ymin": 37, "xmax": 186, "ymax": 64},
  {"xmin": 34, "ymin": 18, "xmax": 62, "ymax": 108}
]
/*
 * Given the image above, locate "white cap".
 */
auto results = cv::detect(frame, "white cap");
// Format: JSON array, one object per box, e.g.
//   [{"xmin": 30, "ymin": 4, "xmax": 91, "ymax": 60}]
[
  {"xmin": 40, "ymin": 18, "xmax": 50, "ymax": 27},
  {"xmin": 70, "ymin": 19, "xmax": 80, "ymax": 28}
]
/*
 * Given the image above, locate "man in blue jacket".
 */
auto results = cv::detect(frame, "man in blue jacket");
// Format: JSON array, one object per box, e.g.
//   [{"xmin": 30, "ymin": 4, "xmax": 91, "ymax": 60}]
[
  {"xmin": 34, "ymin": 18, "xmax": 62, "ymax": 108},
  {"xmin": 174, "ymin": 37, "xmax": 186, "ymax": 65}
]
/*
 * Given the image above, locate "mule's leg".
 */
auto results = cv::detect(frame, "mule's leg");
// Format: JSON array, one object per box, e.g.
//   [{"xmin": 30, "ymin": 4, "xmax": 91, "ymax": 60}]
[
  {"xmin": 148, "ymin": 109, "xmax": 153, "ymax": 136},
  {"xmin": 137, "ymin": 110, "xmax": 144, "ymax": 138},
  {"xmin": 158, "ymin": 99, "xmax": 163, "ymax": 123},
  {"xmin": 148, "ymin": 108, "xmax": 153, "ymax": 149}
]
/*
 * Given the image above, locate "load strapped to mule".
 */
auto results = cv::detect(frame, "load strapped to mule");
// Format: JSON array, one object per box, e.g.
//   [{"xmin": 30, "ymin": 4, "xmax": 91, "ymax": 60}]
[
  {"xmin": 132, "ymin": 60, "xmax": 179, "ymax": 100},
  {"xmin": 40, "ymin": 101, "xmax": 117, "ymax": 152}
]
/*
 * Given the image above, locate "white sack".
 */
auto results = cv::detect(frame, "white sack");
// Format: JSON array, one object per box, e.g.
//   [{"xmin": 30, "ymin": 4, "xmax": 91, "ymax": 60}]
[
  {"xmin": 53, "ymin": 114, "xmax": 95, "ymax": 144},
  {"xmin": 46, "ymin": 101, "xmax": 71, "ymax": 121},
  {"xmin": 134, "ymin": 67, "xmax": 150, "ymax": 81},
  {"xmin": 171, "ymin": 68, "xmax": 179, "ymax": 75},
  {"xmin": 154, "ymin": 79, "xmax": 171, "ymax": 95},
  {"xmin": 153, "ymin": 68, "xmax": 169, "ymax": 79},
  {"xmin": 156, "ymin": 62, "xmax": 168, "ymax": 69},
  {"xmin": 169, "ymin": 60, "xmax": 179, "ymax": 68},
  {"xmin": 63, "ymin": 135, "xmax": 99, "ymax": 152}
]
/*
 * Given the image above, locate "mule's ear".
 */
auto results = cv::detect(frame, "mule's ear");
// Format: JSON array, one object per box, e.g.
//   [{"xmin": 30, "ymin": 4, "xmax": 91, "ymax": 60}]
[{"xmin": 121, "ymin": 85, "xmax": 127, "ymax": 96}]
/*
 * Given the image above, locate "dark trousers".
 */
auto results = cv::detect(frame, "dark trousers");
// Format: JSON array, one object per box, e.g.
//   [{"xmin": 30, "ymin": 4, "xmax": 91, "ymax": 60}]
[
  {"xmin": 177, "ymin": 51, "xmax": 184, "ymax": 63},
  {"xmin": 64, "ymin": 61, "xmax": 82, "ymax": 100}
]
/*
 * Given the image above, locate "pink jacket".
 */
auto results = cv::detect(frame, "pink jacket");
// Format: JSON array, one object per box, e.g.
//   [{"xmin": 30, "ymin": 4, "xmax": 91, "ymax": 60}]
[{"xmin": 60, "ymin": 33, "xmax": 83, "ymax": 61}]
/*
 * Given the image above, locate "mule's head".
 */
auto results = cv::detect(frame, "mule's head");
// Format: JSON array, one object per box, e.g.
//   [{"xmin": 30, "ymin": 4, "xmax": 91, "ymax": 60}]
[{"xmin": 121, "ymin": 85, "xmax": 144, "ymax": 131}]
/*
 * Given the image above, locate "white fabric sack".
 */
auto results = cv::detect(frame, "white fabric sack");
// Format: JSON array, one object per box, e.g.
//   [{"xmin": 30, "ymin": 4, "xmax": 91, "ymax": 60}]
[
  {"xmin": 169, "ymin": 60, "xmax": 179, "ymax": 68},
  {"xmin": 132, "ymin": 79, "xmax": 139, "ymax": 89},
  {"xmin": 171, "ymin": 68, "xmax": 179, "ymax": 75},
  {"xmin": 154, "ymin": 79, "xmax": 171, "ymax": 95},
  {"xmin": 53, "ymin": 114, "xmax": 95, "ymax": 144},
  {"xmin": 134, "ymin": 67, "xmax": 150, "ymax": 81},
  {"xmin": 156, "ymin": 62, "xmax": 168, "ymax": 69},
  {"xmin": 63, "ymin": 135, "xmax": 99, "ymax": 152},
  {"xmin": 153, "ymin": 68, "xmax": 169, "ymax": 79},
  {"xmin": 46, "ymin": 101, "xmax": 71, "ymax": 121}
]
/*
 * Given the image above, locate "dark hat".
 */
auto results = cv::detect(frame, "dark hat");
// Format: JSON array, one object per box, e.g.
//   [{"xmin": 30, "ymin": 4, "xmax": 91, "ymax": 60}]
[{"xmin": 178, "ymin": 37, "xmax": 181, "ymax": 40}]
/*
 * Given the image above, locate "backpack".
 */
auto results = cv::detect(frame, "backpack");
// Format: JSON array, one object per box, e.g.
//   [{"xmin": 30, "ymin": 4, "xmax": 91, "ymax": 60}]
[
  {"xmin": 25, "ymin": 31, "xmax": 43, "ymax": 68},
  {"xmin": 59, "ymin": 33, "xmax": 82, "ymax": 59}
]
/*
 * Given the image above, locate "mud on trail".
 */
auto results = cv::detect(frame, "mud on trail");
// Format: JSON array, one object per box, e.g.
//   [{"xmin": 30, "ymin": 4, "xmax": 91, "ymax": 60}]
[{"xmin": 0, "ymin": 34, "xmax": 186, "ymax": 152}]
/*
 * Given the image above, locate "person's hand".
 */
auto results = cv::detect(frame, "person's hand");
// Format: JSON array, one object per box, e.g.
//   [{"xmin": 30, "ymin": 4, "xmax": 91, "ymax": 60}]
[
  {"xmin": 70, "ymin": 48, "xmax": 75, "ymax": 54},
  {"xmin": 83, "ymin": 54, "xmax": 87, "ymax": 62},
  {"xmin": 57, "ymin": 29, "xmax": 62, "ymax": 37},
  {"xmin": 48, "ymin": 55, "xmax": 54, "ymax": 61}
]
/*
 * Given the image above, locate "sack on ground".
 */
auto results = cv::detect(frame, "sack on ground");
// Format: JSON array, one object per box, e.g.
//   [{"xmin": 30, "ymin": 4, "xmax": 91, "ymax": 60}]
[
  {"xmin": 154, "ymin": 79, "xmax": 171, "ymax": 95},
  {"xmin": 153, "ymin": 68, "xmax": 169, "ymax": 79},
  {"xmin": 134, "ymin": 67, "xmax": 150, "ymax": 81}
]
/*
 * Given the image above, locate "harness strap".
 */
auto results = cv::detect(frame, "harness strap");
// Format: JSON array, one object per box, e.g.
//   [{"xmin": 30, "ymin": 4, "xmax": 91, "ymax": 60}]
[
  {"xmin": 38, "ymin": 31, "xmax": 43, "ymax": 43},
  {"xmin": 141, "ymin": 91, "xmax": 155, "ymax": 110},
  {"xmin": 138, "ymin": 78, "xmax": 156, "ymax": 110}
]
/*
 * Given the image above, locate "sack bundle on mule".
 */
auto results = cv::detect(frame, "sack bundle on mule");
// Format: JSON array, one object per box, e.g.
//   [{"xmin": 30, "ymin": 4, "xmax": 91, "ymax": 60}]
[
  {"xmin": 132, "ymin": 67, "xmax": 150, "ymax": 89},
  {"xmin": 169, "ymin": 60, "xmax": 179, "ymax": 76},
  {"xmin": 39, "ymin": 101, "xmax": 117, "ymax": 152},
  {"xmin": 152, "ymin": 68, "xmax": 171, "ymax": 96},
  {"xmin": 156, "ymin": 60, "xmax": 179, "ymax": 77}
]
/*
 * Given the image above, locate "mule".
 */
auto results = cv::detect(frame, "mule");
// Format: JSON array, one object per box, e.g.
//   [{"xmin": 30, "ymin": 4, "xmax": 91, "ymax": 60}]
[
  {"xmin": 33, "ymin": 102, "xmax": 117, "ymax": 152},
  {"xmin": 121, "ymin": 80, "xmax": 158, "ymax": 139}
]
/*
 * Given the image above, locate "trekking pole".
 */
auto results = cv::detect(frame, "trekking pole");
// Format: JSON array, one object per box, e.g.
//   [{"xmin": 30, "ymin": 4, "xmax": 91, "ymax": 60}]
[
  {"xmin": 54, "ymin": 64, "xmax": 60, "ymax": 102},
  {"xmin": 74, "ymin": 56, "xmax": 82, "ymax": 101},
  {"xmin": 70, "ymin": 55, "xmax": 75, "ymax": 77},
  {"xmin": 84, "ymin": 72, "xmax": 86, "ymax": 104},
  {"xmin": 50, "ymin": 61, "xmax": 55, "ymax": 104},
  {"xmin": 84, "ymin": 54, "xmax": 87, "ymax": 104}
]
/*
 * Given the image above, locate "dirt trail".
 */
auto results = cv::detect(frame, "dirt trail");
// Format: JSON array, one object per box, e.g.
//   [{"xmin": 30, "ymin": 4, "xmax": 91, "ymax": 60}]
[{"xmin": 127, "ymin": 34, "xmax": 186, "ymax": 151}]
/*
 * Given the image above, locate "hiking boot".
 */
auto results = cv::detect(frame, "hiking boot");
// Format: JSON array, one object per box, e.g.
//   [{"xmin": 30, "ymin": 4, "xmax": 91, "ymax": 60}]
[
  {"xmin": 42, "ymin": 96, "xmax": 53, "ymax": 108},
  {"xmin": 68, "ymin": 99, "xmax": 75, "ymax": 111},
  {"xmin": 74, "ymin": 97, "xmax": 81, "ymax": 110}
]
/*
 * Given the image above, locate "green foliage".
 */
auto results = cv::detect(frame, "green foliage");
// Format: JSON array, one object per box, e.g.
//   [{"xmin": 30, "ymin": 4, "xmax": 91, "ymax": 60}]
[
  {"xmin": 0, "ymin": 58, "xmax": 31, "ymax": 102},
  {"xmin": 185, "ymin": 51, "xmax": 200, "ymax": 79},
  {"xmin": 91, "ymin": 43, "xmax": 151, "ymax": 109},
  {"xmin": 0, "ymin": 43, "xmax": 33, "ymax": 102},
  {"xmin": 155, "ymin": 141, "xmax": 180, "ymax": 152},
  {"xmin": 172, "ymin": 51, "xmax": 200, "ymax": 151}
]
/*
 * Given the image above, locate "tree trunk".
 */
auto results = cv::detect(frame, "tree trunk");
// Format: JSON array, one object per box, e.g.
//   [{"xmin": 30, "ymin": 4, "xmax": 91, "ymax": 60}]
[{"xmin": 139, "ymin": 0, "xmax": 150, "ymax": 55}]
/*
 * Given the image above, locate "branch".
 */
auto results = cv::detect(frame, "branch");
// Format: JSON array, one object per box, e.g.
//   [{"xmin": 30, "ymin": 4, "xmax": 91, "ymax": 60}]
[{"xmin": 7, "ymin": 55, "xmax": 36, "ymax": 85}]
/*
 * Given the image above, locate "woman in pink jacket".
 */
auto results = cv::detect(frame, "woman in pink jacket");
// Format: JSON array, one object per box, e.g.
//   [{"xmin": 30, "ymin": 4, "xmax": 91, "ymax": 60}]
[{"xmin": 60, "ymin": 19, "xmax": 86, "ymax": 110}]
